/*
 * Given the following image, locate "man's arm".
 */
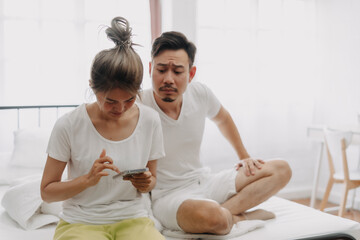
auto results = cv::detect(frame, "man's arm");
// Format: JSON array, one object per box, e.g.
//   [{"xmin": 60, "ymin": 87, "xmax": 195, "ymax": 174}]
[
  {"xmin": 211, "ymin": 106, "xmax": 250, "ymax": 159},
  {"xmin": 211, "ymin": 106, "xmax": 264, "ymax": 176}
]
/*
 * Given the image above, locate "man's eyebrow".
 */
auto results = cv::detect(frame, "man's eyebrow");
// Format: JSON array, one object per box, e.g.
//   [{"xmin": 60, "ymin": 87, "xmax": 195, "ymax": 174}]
[{"xmin": 156, "ymin": 63, "xmax": 185, "ymax": 69}]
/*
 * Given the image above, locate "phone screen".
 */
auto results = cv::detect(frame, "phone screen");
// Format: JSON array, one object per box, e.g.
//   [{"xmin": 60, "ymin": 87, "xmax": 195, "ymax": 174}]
[{"xmin": 112, "ymin": 168, "xmax": 149, "ymax": 179}]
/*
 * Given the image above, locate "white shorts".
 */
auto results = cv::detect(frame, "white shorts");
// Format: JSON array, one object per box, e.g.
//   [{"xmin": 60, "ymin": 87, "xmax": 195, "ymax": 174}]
[{"xmin": 152, "ymin": 168, "xmax": 238, "ymax": 231}]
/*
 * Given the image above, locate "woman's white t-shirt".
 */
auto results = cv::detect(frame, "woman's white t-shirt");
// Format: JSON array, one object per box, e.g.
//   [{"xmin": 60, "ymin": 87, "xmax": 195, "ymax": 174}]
[{"xmin": 46, "ymin": 103, "xmax": 164, "ymax": 224}]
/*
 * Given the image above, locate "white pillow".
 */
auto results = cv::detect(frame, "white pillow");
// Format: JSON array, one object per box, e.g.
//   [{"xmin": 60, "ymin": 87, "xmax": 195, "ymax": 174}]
[{"xmin": 10, "ymin": 128, "xmax": 51, "ymax": 168}]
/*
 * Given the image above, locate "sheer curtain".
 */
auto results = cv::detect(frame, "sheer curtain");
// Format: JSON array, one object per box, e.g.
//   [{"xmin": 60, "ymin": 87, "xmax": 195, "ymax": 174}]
[
  {"xmin": 196, "ymin": 0, "xmax": 360, "ymax": 197},
  {"xmin": 0, "ymin": 0, "xmax": 152, "ymax": 106},
  {"xmin": 196, "ymin": 0, "xmax": 318, "ymax": 189}
]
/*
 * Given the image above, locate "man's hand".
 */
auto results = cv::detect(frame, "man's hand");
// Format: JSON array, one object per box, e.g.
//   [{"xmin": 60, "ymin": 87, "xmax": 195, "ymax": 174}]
[
  {"xmin": 235, "ymin": 158, "xmax": 265, "ymax": 176},
  {"xmin": 123, "ymin": 171, "xmax": 154, "ymax": 193}
]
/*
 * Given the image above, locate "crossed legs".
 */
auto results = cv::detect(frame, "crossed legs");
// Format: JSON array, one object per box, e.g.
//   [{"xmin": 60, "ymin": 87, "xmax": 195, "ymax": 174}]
[{"xmin": 176, "ymin": 160, "xmax": 292, "ymax": 234}]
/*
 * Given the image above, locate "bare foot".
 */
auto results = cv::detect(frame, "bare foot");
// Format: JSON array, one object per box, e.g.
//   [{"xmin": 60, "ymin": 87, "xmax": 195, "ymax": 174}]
[{"xmin": 233, "ymin": 209, "xmax": 275, "ymax": 223}]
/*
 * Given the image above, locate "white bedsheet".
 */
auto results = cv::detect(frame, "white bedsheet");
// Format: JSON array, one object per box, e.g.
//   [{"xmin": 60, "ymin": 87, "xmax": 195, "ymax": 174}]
[
  {"xmin": 1, "ymin": 183, "xmax": 360, "ymax": 240},
  {"xmin": 234, "ymin": 197, "xmax": 360, "ymax": 240}
]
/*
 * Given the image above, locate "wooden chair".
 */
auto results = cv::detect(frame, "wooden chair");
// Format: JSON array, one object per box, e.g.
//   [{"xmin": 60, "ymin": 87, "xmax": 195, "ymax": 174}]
[{"xmin": 319, "ymin": 128, "xmax": 360, "ymax": 217}]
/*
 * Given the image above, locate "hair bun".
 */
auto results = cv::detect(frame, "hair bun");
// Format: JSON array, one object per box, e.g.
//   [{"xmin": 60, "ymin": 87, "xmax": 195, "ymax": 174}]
[{"xmin": 106, "ymin": 17, "xmax": 132, "ymax": 48}]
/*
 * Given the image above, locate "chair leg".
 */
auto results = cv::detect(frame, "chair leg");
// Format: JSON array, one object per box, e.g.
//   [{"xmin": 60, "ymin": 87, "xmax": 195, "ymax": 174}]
[
  {"xmin": 350, "ymin": 188, "xmax": 356, "ymax": 209},
  {"xmin": 338, "ymin": 184, "xmax": 349, "ymax": 217},
  {"xmin": 320, "ymin": 178, "xmax": 334, "ymax": 211}
]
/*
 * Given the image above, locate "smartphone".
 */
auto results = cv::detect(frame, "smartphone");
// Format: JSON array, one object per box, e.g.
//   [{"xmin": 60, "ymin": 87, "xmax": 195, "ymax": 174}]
[{"xmin": 112, "ymin": 167, "xmax": 149, "ymax": 179}]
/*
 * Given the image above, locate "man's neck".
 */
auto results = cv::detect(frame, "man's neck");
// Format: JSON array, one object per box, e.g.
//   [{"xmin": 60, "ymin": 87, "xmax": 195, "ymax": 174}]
[{"xmin": 153, "ymin": 92, "xmax": 183, "ymax": 120}]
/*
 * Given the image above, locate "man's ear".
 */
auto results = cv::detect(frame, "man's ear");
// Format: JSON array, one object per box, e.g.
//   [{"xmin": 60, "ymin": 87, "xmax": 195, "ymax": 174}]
[
  {"xmin": 189, "ymin": 66, "xmax": 197, "ymax": 83},
  {"xmin": 149, "ymin": 62, "xmax": 152, "ymax": 77}
]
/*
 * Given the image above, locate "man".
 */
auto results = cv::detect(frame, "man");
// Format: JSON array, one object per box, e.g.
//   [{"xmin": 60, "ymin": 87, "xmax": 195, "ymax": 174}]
[{"xmin": 141, "ymin": 31, "xmax": 292, "ymax": 235}]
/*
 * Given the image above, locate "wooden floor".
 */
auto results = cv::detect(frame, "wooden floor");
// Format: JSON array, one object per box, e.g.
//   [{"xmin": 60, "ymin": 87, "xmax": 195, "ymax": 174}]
[{"xmin": 292, "ymin": 198, "xmax": 360, "ymax": 222}]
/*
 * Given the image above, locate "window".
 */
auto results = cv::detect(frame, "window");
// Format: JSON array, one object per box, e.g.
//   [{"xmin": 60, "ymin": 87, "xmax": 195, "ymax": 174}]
[
  {"xmin": 0, "ymin": 0, "xmax": 152, "ymax": 105},
  {"xmin": 196, "ymin": 0, "xmax": 317, "ymax": 158},
  {"xmin": 196, "ymin": 0, "xmax": 317, "ymax": 106}
]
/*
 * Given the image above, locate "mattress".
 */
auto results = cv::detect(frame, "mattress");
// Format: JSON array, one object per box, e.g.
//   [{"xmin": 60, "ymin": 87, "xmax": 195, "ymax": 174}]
[
  {"xmin": 233, "ymin": 196, "xmax": 360, "ymax": 240},
  {"xmin": 1, "ymin": 183, "xmax": 359, "ymax": 240}
]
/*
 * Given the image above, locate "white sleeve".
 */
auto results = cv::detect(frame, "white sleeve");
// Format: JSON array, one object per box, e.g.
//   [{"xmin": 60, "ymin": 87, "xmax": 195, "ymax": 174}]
[
  {"xmin": 46, "ymin": 116, "xmax": 71, "ymax": 162},
  {"xmin": 198, "ymin": 83, "xmax": 221, "ymax": 119}
]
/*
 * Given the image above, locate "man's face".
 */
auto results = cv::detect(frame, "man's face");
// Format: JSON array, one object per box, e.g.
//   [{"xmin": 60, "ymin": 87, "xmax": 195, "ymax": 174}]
[{"xmin": 150, "ymin": 49, "xmax": 195, "ymax": 104}]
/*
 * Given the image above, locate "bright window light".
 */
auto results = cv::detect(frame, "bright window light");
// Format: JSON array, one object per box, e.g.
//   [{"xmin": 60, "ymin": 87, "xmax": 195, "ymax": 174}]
[
  {"xmin": 0, "ymin": 0, "xmax": 151, "ymax": 105},
  {"xmin": 196, "ymin": 0, "xmax": 317, "ymax": 160}
]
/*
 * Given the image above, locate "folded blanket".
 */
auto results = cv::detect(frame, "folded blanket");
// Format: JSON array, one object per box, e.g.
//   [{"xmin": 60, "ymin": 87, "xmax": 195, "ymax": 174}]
[
  {"xmin": 1, "ymin": 175, "xmax": 61, "ymax": 230},
  {"xmin": 162, "ymin": 220, "xmax": 265, "ymax": 240}
]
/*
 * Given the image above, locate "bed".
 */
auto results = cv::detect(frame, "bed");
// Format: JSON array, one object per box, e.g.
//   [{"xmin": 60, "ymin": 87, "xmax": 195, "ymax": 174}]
[{"xmin": 0, "ymin": 105, "xmax": 360, "ymax": 240}]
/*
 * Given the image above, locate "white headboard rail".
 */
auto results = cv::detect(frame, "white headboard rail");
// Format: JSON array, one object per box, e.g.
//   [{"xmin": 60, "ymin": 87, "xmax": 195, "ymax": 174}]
[{"xmin": 0, "ymin": 105, "xmax": 78, "ymax": 129}]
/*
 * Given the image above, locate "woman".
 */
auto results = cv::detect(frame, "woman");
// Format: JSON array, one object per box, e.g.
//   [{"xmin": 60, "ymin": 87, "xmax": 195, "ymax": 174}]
[{"xmin": 40, "ymin": 17, "xmax": 165, "ymax": 240}]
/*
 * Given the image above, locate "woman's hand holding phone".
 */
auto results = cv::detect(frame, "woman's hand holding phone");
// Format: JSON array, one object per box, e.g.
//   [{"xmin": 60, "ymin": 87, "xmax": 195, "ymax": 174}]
[{"xmin": 122, "ymin": 169, "xmax": 153, "ymax": 193}]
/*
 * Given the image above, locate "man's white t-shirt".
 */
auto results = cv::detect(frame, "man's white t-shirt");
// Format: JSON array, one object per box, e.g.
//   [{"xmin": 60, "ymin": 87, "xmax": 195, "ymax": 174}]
[
  {"xmin": 141, "ymin": 82, "xmax": 221, "ymax": 200},
  {"xmin": 46, "ymin": 103, "xmax": 164, "ymax": 224}
]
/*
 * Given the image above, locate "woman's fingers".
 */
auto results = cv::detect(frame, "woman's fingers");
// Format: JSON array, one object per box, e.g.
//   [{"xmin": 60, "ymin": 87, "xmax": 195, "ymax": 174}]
[
  {"xmin": 99, "ymin": 149, "xmax": 106, "ymax": 158},
  {"xmin": 96, "ymin": 156, "xmax": 113, "ymax": 164},
  {"xmin": 101, "ymin": 163, "xmax": 119, "ymax": 172},
  {"xmin": 86, "ymin": 150, "xmax": 120, "ymax": 186}
]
